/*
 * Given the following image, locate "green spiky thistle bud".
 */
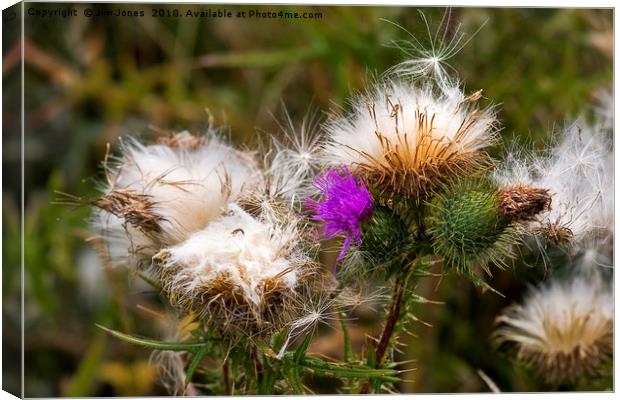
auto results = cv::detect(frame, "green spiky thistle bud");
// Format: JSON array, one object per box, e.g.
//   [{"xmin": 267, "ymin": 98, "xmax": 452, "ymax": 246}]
[
  {"xmin": 357, "ymin": 206, "xmax": 417, "ymax": 276},
  {"xmin": 425, "ymin": 179, "xmax": 520, "ymax": 276}
]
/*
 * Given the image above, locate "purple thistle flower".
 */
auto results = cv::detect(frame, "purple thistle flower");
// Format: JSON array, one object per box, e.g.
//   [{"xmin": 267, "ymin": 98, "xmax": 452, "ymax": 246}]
[{"xmin": 305, "ymin": 166, "xmax": 374, "ymax": 274}]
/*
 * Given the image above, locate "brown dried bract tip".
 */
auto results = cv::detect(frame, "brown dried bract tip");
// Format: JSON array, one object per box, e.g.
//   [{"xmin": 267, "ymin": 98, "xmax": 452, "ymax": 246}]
[
  {"xmin": 535, "ymin": 221, "xmax": 574, "ymax": 247},
  {"xmin": 93, "ymin": 189, "xmax": 164, "ymax": 235},
  {"xmin": 156, "ymin": 131, "xmax": 208, "ymax": 149},
  {"xmin": 498, "ymin": 185, "xmax": 551, "ymax": 222}
]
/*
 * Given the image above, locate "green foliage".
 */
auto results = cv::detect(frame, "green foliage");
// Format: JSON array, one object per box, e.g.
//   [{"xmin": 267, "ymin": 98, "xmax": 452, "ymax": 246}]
[
  {"xmin": 359, "ymin": 206, "xmax": 415, "ymax": 276},
  {"xmin": 425, "ymin": 179, "xmax": 518, "ymax": 276}
]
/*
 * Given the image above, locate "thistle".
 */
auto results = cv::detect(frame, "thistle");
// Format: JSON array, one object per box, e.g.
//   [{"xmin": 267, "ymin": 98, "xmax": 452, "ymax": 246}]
[
  {"xmin": 425, "ymin": 179, "xmax": 526, "ymax": 276},
  {"xmin": 493, "ymin": 274, "xmax": 613, "ymax": 384},
  {"xmin": 305, "ymin": 166, "xmax": 374, "ymax": 272},
  {"xmin": 357, "ymin": 206, "xmax": 416, "ymax": 276},
  {"xmin": 91, "ymin": 131, "xmax": 260, "ymax": 268},
  {"xmin": 323, "ymin": 82, "xmax": 497, "ymax": 201},
  {"xmin": 493, "ymin": 94, "xmax": 613, "ymax": 260},
  {"xmin": 153, "ymin": 203, "xmax": 316, "ymax": 335}
]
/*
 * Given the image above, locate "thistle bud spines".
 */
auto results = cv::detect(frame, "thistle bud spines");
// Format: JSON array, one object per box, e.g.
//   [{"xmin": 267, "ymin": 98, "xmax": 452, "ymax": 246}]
[{"xmin": 425, "ymin": 179, "xmax": 519, "ymax": 275}]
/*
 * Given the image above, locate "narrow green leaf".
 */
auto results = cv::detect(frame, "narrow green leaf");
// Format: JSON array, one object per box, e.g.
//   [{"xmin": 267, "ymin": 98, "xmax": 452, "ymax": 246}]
[
  {"xmin": 96, "ymin": 324, "xmax": 207, "ymax": 351},
  {"xmin": 294, "ymin": 331, "xmax": 314, "ymax": 364},
  {"xmin": 185, "ymin": 345, "xmax": 209, "ymax": 385}
]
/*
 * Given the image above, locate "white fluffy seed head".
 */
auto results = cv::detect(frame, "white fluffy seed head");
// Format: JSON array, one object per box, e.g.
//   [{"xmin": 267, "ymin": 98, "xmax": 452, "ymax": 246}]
[
  {"xmin": 91, "ymin": 131, "xmax": 260, "ymax": 268},
  {"xmin": 154, "ymin": 203, "xmax": 317, "ymax": 334},
  {"xmin": 323, "ymin": 81, "xmax": 496, "ymax": 200},
  {"xmin": 493, "ymin": 274, "xmax": 613, "ymax": 383},
  {"xmin": 493, "ymin": 96, "xmax": 613, "ymax": 256}
]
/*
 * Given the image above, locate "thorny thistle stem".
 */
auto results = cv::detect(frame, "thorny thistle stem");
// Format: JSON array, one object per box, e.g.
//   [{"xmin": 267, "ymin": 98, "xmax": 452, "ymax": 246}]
[
  {"xmin": 374, "ymin": 274, "xmax": 408, "ymax": 367},
  {"xmin": 361, "ymin": 263, "xmax": 412, "ymax": 394}
]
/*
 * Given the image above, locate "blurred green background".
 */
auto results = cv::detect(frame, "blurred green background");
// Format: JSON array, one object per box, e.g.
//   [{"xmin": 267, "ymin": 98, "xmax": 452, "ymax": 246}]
[{"xmin": 2, "ymin": 4, "xmax": 612, "ymax": 396}]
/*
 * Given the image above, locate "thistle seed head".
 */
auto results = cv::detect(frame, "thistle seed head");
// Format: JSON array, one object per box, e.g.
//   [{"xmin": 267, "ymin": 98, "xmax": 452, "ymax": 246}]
[
  {"xmin": 493, "ymin": 95, "xmax": 612, "ymax": 258},
  {"xmin": 493, "ymin": 275, "xmax": 613, "ymax": 384},
  {"xmin": 154, "ymin": 203, "xmax": 317, "ymax": 335},
  {"xmin": 323, "ymin": 82, "xmax": 496, "ymax": 201},
  {"xmin": 91, "ymin": 131, "xmax": 260, "ymax": 268}
]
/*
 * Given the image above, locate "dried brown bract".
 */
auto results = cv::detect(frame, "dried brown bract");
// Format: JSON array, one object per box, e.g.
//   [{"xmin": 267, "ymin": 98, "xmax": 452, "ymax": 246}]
[
  {"xmin": 498, "ymin": 185, "xmax": 551, "ymax": 222},
  {"xmin": 93, "ymin": 189, "xmax": 165, "ymax": 235}
]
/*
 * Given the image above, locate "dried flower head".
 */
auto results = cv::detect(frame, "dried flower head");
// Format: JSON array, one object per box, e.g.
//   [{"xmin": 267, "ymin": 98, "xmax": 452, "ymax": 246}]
[
  {"xmin": 305, "ymin": 167, "xmax": 374, "ymax": 271},
  {"xmin": 91, "ymin": 131, "xmax": 260, "ymax": 268},
  {"xmin": 323, "ymin": 82, "xmax": 496, "ymax": 201},
  {"xmin": 153, "ymin": 203, "xmax": 316, "ymax": 334},
  {"xmin": 493, "ymin": 275, "xmax": 613, "ymax": 384}
]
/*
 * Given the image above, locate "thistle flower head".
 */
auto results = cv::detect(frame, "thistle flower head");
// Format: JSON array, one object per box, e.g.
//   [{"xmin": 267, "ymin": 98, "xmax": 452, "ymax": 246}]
[
  {"xmin": 323, "ymin": 82, "xmax": 496, "ymax": 201},
  {"xmin": 305, "ymin": 167, "xmax": 374, "ymax": 270},
  {"xmin": 493, "ymin": 275, "xmax": 613, "ymax": 384},
  {"xmin": 153, "ymin": 203, "xmax": 317, "ymax": 334}
]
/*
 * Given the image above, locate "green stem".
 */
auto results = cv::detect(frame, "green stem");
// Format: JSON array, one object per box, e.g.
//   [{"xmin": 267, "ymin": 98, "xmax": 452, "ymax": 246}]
[{"xmin": 339, "ymin": 312, "xmax": 353, "ymax": 363}]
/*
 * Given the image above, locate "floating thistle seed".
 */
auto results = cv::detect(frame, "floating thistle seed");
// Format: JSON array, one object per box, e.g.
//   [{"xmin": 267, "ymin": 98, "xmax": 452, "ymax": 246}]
[
  {"xmin": 153, "ymin": 203, "xmax": 315, "ymax": 334},
  {"xmin": 305, "ymin": 166, "xmax": 374, "ymax": 273},
  {"xmin": 425, "ymin": 179, "xmax": 519, "ymax": 275},
  {"xmin": 91, "ymin": 131, "xmax": 260, "ymax": 268},
  {"xmin": 323, "ymin": 82, "xmax": 497, "ymax": 201},
  {"xmin": 493, "ymin": 275, "xmax": 613, "ymax": 384}
]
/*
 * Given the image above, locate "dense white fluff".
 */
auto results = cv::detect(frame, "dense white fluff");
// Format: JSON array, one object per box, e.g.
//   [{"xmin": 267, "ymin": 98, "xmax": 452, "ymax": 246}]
[
  {"xmin": 92, "ymin": 132, "xmax": 260, "ymax": 267},
  {"xmin": 494, "ymin": 273, "xmax": 613, "ymax": 383},
  {"xmin": 114, "ymin": 134, "xmax": 259, "ymax": 243},
  {"xmin": 493, "ymin": 97, "xmax": 613, "ymax": 257},
  {"xmin": 324, "ymin": 82, "xmax": 495, "ymax": 168},
  {"xmin": 159, "ymin": 203, "xmax": 300, "ymax": 306}
]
